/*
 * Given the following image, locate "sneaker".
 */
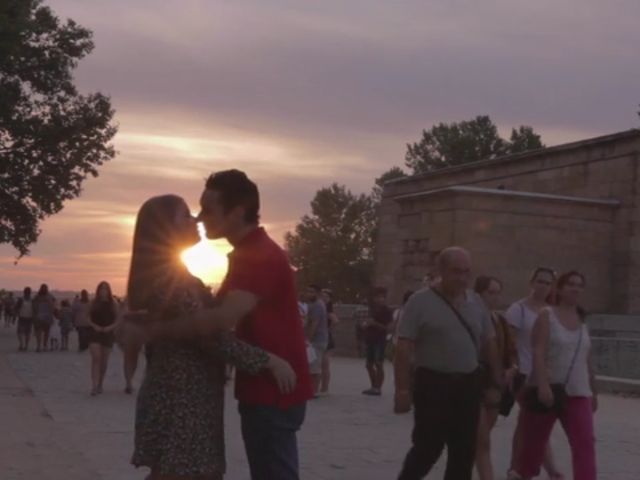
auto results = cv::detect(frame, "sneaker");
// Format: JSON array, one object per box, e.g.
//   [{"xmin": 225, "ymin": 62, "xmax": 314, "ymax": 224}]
[
  {"xmin": 362, "ymin": 388, "xmax": 376, "ymax": 395},
  {"xmin": 371, "ymin": 388, "xmax": 382, "ymax": 396}
]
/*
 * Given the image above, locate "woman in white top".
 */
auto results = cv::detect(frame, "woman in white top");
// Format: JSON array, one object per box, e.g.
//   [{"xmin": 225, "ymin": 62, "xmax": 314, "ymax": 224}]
[
  {"xmin": 505, "ymin": 267, "xmax": 563, "ymax": 480},
  {"xmin": 516, "ymin": 271, "xmax": 597, "ymax": 480}
]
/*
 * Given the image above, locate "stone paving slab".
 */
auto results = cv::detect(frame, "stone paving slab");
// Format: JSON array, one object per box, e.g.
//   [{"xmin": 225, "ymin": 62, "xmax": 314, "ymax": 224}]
[{"xmin": 2, "ymin": 327, "xmax": 640, "ymax": 479}]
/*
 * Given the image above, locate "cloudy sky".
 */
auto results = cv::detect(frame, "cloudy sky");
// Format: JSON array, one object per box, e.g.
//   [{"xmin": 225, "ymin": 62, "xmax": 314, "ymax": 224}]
[{"xmin": 1, "ymin": 0, "xmax": 639, "ymax": 294}]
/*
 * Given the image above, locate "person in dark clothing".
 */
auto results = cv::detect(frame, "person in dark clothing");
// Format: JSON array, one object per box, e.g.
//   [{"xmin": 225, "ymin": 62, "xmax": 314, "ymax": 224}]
[
  {"xmin": 362, "ymin": 287, "xmax": 393, "ymax": 396},
  {"xmin": 73, "ymin": 290, "xmax": 93, "ymax": 352},
  {"xmin": 320, "ymin": 289, "xmax": 338, "ymax": 395},
  {"xmin": 15, "ymin": 287, "xmax": 34, "ymax": 352},
  {"xmin": 88, "ymin": 281, "xmax": 120, "ymax": 396},
  {"xmin": 33, "ymin": 284, "xmax": 55, "ymax": 352}
]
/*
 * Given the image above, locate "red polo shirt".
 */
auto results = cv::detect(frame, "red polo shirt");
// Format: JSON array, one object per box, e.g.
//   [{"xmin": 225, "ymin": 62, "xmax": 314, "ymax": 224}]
[{"xmin": 217, "ymin": 227, "xmax": 313, "ymax": 408}]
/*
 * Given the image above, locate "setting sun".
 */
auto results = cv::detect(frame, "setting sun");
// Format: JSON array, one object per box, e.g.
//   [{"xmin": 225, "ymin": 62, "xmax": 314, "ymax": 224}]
[{"xmin": 181, "ymin": 224, "xmax": 232, "ymax": 286}]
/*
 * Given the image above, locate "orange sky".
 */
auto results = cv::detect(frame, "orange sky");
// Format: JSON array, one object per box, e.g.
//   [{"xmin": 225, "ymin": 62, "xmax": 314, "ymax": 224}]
[{"xmin": 2, "ymin": 0, "xmax": 639, "ymax": 294}]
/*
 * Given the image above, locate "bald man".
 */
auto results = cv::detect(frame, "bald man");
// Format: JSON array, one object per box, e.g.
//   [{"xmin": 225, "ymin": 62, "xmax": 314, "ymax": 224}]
[{"xmin": 394, "ymin": 247, "xmax": 502, "ymax": 480}]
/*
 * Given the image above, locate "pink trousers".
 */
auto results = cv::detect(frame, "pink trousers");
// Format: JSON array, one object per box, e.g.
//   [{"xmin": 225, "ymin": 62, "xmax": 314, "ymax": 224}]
[{"xmin": 517, "ymin": 396, "xmax": 596, "ymax": 480}]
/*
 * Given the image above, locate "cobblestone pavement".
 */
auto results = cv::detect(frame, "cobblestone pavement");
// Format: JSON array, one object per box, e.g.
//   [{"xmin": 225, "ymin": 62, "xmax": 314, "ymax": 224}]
[{"xmin": 1, "ymin": 328, "xmax": 640, "ymax": 479}]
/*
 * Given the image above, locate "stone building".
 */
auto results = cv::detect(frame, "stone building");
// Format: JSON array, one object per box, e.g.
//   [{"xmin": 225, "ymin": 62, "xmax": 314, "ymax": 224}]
[{"xmin": 374, "ymin": 129, "xmax": 640, "ymax": 313}]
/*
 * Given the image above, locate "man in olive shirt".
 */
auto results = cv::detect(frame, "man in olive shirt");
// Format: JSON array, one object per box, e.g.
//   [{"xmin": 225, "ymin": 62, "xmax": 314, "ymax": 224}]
[{"xmin": 394, "ymin": 247, "xmax": 502, "ymax": 480}]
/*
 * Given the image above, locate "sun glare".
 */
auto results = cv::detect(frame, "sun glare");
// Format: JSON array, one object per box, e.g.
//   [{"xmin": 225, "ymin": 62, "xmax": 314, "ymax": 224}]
[{"xmin": 181, "ymin": 224, "xmax": 232, "ymax": 286}]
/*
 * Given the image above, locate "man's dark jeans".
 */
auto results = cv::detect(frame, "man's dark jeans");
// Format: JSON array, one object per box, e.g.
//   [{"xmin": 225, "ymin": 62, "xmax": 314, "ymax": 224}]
[
  {"xmin": 398, "ymin": 367, "xmax": 482, "ymax": 480},
  {"xmin": 239, "ymin": 402, "xmax": 306, "ymax": 480}
]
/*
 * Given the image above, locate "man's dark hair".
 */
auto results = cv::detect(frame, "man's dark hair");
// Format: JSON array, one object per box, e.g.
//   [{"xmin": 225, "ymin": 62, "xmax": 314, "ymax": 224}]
[
  {"xmin": 308, "ymin": 284, "xmax": 322, "ymax": 292},
  {"xmin": 205, "ymin": 169, "xmax": 260, "ymax": 223}
]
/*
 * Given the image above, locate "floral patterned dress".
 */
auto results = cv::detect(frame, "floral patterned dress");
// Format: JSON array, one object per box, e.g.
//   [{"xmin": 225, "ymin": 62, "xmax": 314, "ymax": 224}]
[{"xmin": 131, "ymin": 275, "xmax": 269, "ymax": 478}]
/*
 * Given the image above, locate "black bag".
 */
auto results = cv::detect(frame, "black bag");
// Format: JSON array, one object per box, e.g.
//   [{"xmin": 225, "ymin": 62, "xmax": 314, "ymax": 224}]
[
  {"xmin": 498, "ymin": 372, "xmax": 527, "ymax": 417},
  {"xmin": 522, "ymin": 383, "xmax": 568, "ymax": 414},
  {"xmin": 523, "ymin": 324, "xmax": 583, "ymax": 414}
]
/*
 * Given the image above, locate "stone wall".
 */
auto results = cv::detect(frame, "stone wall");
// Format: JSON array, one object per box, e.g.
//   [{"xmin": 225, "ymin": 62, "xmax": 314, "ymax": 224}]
[
  {"xmin": 375, "ymin": 130, "xmax": 640, "ymax": 312},
  {"xmin": 589, "ymin": 315, "xmax": 640, "ymax": 380},
  {"xmin": 378, "ymin": 187, "xmax": 618, "ymax": 311}
]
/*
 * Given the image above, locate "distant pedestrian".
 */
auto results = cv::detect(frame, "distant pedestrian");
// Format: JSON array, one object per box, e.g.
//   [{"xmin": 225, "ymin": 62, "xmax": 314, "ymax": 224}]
[
  {"xmin": 72, "ymin": 290, "xmax": 92, "ymax": 352},
  {"xmin": 305, "ymin": 284, "xmax": 329, "ymax": 396},
  {"xmin": 49, "ymin": 314, "xmax": 61, "ymax": 351},
  {"xmin": 4, "ymin": 293, "xmax": 16, "ymax": 327},
  {"xmin": 88, "ymin": 281, "xmax": 120, "ymax": 396},
  {"xmin": 390, "ymin": 290, "xmax": 414, "ymax": 352},
  {"xmin": 362, "ymin": 287, "xmax": 393, "ymax": 396},
  {"xmin": 33, "ymin": 284, "xmax": 55, "ymax": 352},
  {"xmin": 15, "ymin": 287, "xmax": 34, "ymax": 352},
  {"xmin": 320, "ymin": 288, "xmax": 338, "ymax": 395},
  {"xmin": 354, "ymin": 307, "xmax": 368, "ymax": 358},
  {"xmin": 59, "ymin": 300, "xmax": 74, "ymax": 351}
]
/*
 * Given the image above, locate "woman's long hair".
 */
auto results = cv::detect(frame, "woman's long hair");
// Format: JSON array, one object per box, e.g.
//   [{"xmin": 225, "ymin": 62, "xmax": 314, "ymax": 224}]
[
  {"xmin": 127, "ymin": 195, "xmax": 192, "ymax": 311},
  {"xmin": 91, "ymin": 281, "xmax": 115, "ymax": 315}
]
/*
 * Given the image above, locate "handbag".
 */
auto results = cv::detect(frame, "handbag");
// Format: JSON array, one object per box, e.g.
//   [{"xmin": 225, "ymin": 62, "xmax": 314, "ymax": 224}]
[{"xmin": 523, "ymin": 323, "xmax": 583, "ymax": 414}]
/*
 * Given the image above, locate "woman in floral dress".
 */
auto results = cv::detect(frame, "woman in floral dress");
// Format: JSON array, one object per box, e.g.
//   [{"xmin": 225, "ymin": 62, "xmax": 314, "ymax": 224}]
[{"xmin": 127, "ymin": 195, "xmax": 294, "ymax": 480}]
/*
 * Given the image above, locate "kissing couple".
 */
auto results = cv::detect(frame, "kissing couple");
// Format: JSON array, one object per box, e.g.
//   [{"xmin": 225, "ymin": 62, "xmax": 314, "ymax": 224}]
[{"xmin": 126, "ymin": 169, "xmax": 314, "ymax": 480}]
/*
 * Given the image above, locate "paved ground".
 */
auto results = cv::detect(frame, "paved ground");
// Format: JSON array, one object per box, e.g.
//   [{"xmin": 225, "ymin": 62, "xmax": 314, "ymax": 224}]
[{"xmin": 1, "ymin": 327, "xmax": 640, "ymax": 479}]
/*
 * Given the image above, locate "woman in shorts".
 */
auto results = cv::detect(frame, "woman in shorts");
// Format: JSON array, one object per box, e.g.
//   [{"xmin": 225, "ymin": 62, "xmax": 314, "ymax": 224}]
[{"xmin": 88, "ymin": 281, "xmax": 120, "ymax": 396}]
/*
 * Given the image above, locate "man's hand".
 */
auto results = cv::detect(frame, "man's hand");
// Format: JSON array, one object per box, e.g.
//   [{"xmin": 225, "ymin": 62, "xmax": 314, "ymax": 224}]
[
  {"xmin": 267, "ymin": 354, "xmax": 297, "ymax": 395},
  {"xmin": 394, "ymin": 390, "xmax": 412, "ymax": 414}
]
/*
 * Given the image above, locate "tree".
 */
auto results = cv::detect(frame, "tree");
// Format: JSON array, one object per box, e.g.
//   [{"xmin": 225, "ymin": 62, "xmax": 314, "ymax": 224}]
[
  {"xmin": 509, "ymin": 126, "xmax": 544, "ymax": 154},
  {"xmin": 371, "ymin": 166, "xmax": 407, "ymax": 203},
  {"xmin": 285, "ymin": 184, "xmax": 377, "ymax": 302},
  {"xmin": 1, "ymin": 0, "xmax": 117, "ymax": 257},
  {"xmin": 405, "ymin": 115, "xmax": 544, "ymax": 174}
]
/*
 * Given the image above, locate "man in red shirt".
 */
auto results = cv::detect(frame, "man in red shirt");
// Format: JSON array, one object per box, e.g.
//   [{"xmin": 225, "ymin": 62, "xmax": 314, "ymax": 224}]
[{"xmin": 195, "ymin": 169, "xmax": 313, "ymax": 480}]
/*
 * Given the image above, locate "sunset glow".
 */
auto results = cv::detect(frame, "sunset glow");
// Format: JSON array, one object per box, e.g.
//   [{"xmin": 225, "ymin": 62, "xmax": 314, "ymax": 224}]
[
  {"xmin": 1, "ymin": 0, "xmax": 638, "ymax": 295},
  {"xmin": 181, "ymin": 225, "xmax": 232, "ymax": 287}
]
